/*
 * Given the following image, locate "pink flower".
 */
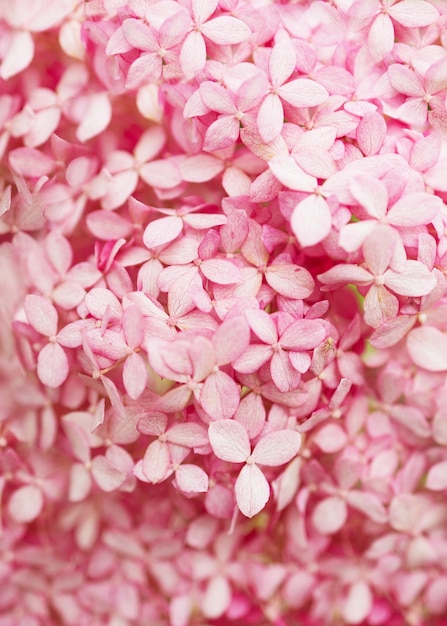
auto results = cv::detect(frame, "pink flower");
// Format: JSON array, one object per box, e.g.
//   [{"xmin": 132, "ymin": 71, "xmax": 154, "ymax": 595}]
[
  {"xmin": 319, "ymin": 225, "xmax": 436, "ymax": 327},
  {"xmin": 233, "ymin": 309, "xmax": 327, "ymax": 392},
  {"xmin": 208, "ymin": 419, "xmax": 302, "ymax": 517},
  {"xmin": 179, "ymin": 0, "xmax": 251, "ymax": 78}
]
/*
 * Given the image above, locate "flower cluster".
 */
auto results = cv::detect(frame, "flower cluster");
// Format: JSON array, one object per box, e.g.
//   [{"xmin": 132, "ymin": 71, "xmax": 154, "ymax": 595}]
[{"xmin": 1, "ymin": 0, "xmax": 447, "ymax": 624}]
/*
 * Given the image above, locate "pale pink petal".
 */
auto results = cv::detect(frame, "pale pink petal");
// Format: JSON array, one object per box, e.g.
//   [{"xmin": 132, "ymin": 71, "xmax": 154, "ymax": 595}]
[
  {"xmin": 166, "ymin": 423, "xmax": 208, "ymax": 447},
  {"xmin": 387, "ymin": 64, "xmax": 424, "ymax": 97},
  {"xmin": 199, "ymin": 229, "xmax": 220, "ymax": 261},
  {"xmin": 0, "ymin": 31, "xmax": 34, "ymax": 80},
  {"xmin": 338, "ymin": 220, "xmax": 377, "ymax": 253},
  {"xmin": 9, "ymin": 146, "xmax": 54, "ymax": 177},
  {"xmin": 222, "ymin": 167, "xmax": 251, "ymax": 196},
  {"xmin": 102, "ymin": 170, "xmax": 139, "ymax": 210},
  {"xmin": 137, "ymin": 411, "xmax": 167, "ymax": 436},
  {"xmin": 77, "ymin": 93, "xmax": 112, "ymax": 143},
  {"xmin": 350, "ymin": 173, "xmax": 388, "ymax": 220},
  {"xmin": 346, "ymin": 491, "xmax": 388, "ymax": 523},
  {"xmin": 343, "ymin": 581, "xmax": 373, "ymax": 625},
  {"xmin": 101, "ymin": 375, "xmax": 126, "ymax": 420},
  {"xmin": 318, "ymin": 264, "xmax": 372, "ymax": 289},
  {"xmin": 213, "ymin": 316, "xmax": 250, "ymax": 365},
  {"xmin": 233, "ymin": 344, "xmax": 273, "ymax": 373},
  {"xmin": 312, "ymin": 496, "xmax": 347, "ymax": 534},
  {"xmin": 368, "ymin": 13, "xmax": 394, "ymax": 61},
  {"xmin": 294, "ymin": 149, "xmax": 337, "ymax": 179},
  {"xmin": 91, "ymin": 455, "xmax": 126, "ymax": 491},
  {"xmin": 139, "ymin": 159, "xmax": 182, "ymax": 188},
  {"xmin": 183, "ymin": 214, "xmax": 227, "ymax": 229},
  {"xmin": 272, "ymin": 457, "xmax": 301, "ymax": 513},
  {"xmin": 280, "ymin": 319, "xmax": 326, "ymax": 350},
  {"xmin": 313, "ymin": 423, "xmax": 348, "ymax": 453},
  {"xmin": 8, "ymin": 484, "xmax": 43, "ymax": 523},
  {"xmin": 175, "ymin": 464, "xmax": 209, "ymax": 494},
  {"xmin": 66, "ymin": 155, "xmax": 98, "ymax": 187},
  {"xmin": 387, "ymin": 193, "xmax": 441, "ymax": 227},
  {"xmin": 84, "ymin": 288, "xmax": 122, "ymax": 321},
  {"xmin": 291, "ymin": 194, "xmax": 332, "ymax": 247},
  {"xmin": 69, "ymin": 463, "xmax": 92, "ymax": 502},
  {"xmin": 268, "ymin": 156, "xmax": 317, "ymax": 192},
  {"xmin": 425, "ymin": 578, "xmax": 447, "ymax": 615},
  {"xmin": 202, "ymin": 575, "xmax": 232, "ymax": 619},
  {"xmin": 235, "ymin": 463, "xmax": 270, "ymax": 518},
  {"xmin": 62, "ymin": 419, "xmax": 91, "ymax": 464},
  {"xmin": 369, "ymin": 315, "xmax": 416, "ymax": 348},
  {"xmin": 180, "ymin": 31, "xmax": 206, "ymax": 78},
  {"xmin": 384, "ymin": 261, "xmax": 436, "ymax": 296},
  {"xmin": 170, "ymin": 595, "xmax": 193, "ymax": 626},
  {"xmin": 208, "ymin": 419, "xmax": 250, "ymax": 463},
  {"xmin": 126, "ymin": 52, "xmax": 163, "ymax": 91},
  {"xmin": 134, "ymin": 127, "xmax": 166, "ymax": 163},
  {"xmin": 200, "ymin": 259, "xmax": 243, "ymax": 284},
  {"xmin": 203, "ymin": 116, "xmax": 240, "ymax": 152},
  {"xmin": 201, "ymin": 371, "xmax": 241, "ymax": 420},
  {"xmin": 289, "ymin": 350, "xmax": 311, "ymax": 374},
  {"xmin": 123, "ymin": 352, "xmax": 147, "ymax": 400},
  {"xmin": 24, "ymin": 294, "xmax": 58, "ymax": 337},
  {"xmin": 364, "ymin": 284, "xmax": 399, "ymax": 328},
  {"xmin": 192, "ymin": 0, "xmax": 218, "ymax": 22},
  {"xmin": 26, "ymin": 107, "xmax": 61, "ymax": 148},
  {"xmin": 389, "ymin": 0, "xmax": 439, "ymax": 27},
  {"xmin": 180, "ymin": 154, "xmax": 224, "ymax": 183},
  {"xmin": 426, "ymin": 461, "xmax": 447, "ymax": 491},
  {"xmin": 257, "ymin": 94, "xmax": 284, "ymax": 143},
  {"xmin": 37, "ymin": 342, "xmax": 69, "ymax": 388},
  {"xmin": 199, "ymin": 81, "xmax": 235, "ymax": 114},
  {"xmin": 356, "ymin": 112, "xmax": 387, "ymax": 156},
  {"xmin": 143, "ymin": 216, "xmax": 183, "ymax": 249},
  {"xmin": 407, "ymin": 326, "xmax": 447, "ymax": 372},
  {"xmin": 45, "ymin": 231, "xmax": 72, "ymax": 275},
  {"xmin": 106, "ymin": 445, "xmax": 134, "ymax": 474},
  {"xmin": 252, "ymin": 430, "xmax": 301, "ymax": 466},
  {"xmin": 271, "ymin": 350, "xmax": 301, "ymax": 392},
  {"xmin": 121, "ymin": 18, "xmax": 157, "ymax": 50},
  {"xmin": 235, "ymin": 392, "xmax": 266, "ymax": 439},
  {"xmin": 395, "ymin": 98, "xmax": 428, "ymax": 126},
  {"xmin": 425, "ymin": 56, "xmax": 447, "ymax": 95},
  {"xmin": 265, "ymin": 264, "xmax": 314, "ymax": 299},
  {"xmin": 389, "ymin": 494, "xmax": 428, "ymax": 532},
  {"xmin": 269, "ymin": 36, "xmax": 296, "ymax": 86},
  {"xmin": 245, "ymin": 309, "xmax": 278, "ymax": 344},
  {"xmin": 279, "ymin": 79, "xmax": 328, "ymax": 108},
  {"xmin": 122, "ymin": 304, "xmax": 144, "ymax": 349},
  {"xmin": 363, "ymin": 225, "xmax": 397, "ymax": 275},
  {"xmin": 390, "ymin": 405, "xmax": 430, "ymax": 438},
  {"xmin": 201, "ymin": 16, "xmax": 251, "ymax": 44},
  {"xmin": 142, "ymin": 440, "xmax": 170, "ymax": 483}
]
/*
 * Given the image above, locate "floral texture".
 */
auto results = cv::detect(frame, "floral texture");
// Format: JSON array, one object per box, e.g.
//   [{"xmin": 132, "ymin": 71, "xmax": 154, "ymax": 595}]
[{"xmin": 1, "ymin": 0, "xmax": 447, "ymax": 625}]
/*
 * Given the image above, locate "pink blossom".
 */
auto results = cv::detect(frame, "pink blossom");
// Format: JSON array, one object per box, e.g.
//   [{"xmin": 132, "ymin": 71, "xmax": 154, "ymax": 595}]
[
  {"xmin": 3, "ymin": 1, "xmax": 447, "ymax": 623},
  {"xmin": 208, "ymin": 419, "xmax": 302, "ymax": 517},
  {"xmin": 319, "ymin": 225, "xmax": 436, "ymax": 327}
]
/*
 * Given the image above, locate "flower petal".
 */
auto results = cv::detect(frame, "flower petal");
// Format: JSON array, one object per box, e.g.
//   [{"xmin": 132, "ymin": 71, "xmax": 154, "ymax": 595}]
[
  {"xmin": 8, "ymin": 485, "xmax": 43, "ymax": 523},
  {"xmin": 25, "ymin": 294, "xmax": 58, "ymax": 337},
  {"xmin": 175, "ymin": 464, "xmax": 209, "ymax": 494},
  {"xmin": 312, "ymin": 496, "xmax": 347, "ymax": 534},
  {"xmin": 252, "ymin": 430, "xmax": 302, "ymax": 466},
  {"xmin": 37, "ymin": 342, "xmax": 69, "ymax": 388},
  {"xmin": 291, "ymin": 194, "xmax": 332, "ymax": 247},
  {"xmin": 407, "ymin": 326, "xmax": 447, "ymax": 372},
  {"xmin": 208, "ymin": 419, "xmax": 250, "ymax": 463},
  {"xmin": 235, "ymin": 463, "xmax": 270, "ymax": 518}
]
